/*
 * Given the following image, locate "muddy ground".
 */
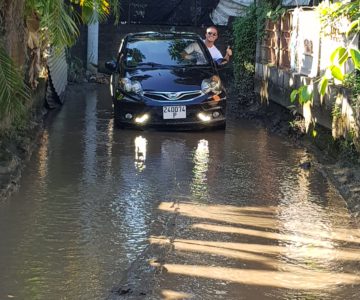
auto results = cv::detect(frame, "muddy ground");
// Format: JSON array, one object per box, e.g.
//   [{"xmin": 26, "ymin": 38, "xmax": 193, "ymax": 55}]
[{"xmin": 0, "ymin": 112, "xmax": 45, "ymax": 200}]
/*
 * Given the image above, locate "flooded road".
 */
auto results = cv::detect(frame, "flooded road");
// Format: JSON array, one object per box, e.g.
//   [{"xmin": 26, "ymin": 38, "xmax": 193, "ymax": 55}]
[{"xmin": 1, "ymin": 84, "xmax": 360, "ymax": 299}]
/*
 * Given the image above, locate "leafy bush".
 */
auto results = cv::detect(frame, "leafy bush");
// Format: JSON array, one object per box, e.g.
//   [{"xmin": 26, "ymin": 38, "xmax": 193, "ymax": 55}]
[{"xmin": 232, "ymin": 2, "xmax": 274, "ymax": 100}]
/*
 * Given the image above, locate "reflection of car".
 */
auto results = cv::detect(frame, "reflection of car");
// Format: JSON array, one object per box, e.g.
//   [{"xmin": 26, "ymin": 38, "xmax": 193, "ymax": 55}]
[{"xmin": 105, "ymin": 32, "xmax": 227, "ymax": 130}]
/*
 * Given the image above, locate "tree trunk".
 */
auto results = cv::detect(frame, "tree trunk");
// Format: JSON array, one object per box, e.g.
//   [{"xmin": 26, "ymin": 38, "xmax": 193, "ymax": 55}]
[{"xmin": 2, "ymin": 0, "xmax": 26, "ymax": 68}]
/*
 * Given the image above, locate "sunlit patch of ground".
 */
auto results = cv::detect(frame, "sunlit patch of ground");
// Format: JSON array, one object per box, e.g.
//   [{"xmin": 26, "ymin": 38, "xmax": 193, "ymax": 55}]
[{"xmin": 148, "ymin": 202, "xmax": 360, "ymax": 299}]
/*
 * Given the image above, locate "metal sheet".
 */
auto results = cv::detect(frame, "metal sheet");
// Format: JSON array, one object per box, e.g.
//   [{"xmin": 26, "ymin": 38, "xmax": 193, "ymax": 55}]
[
  {"xmin": 282, "ymin": 0, "xmax": 310, "ymax": 6},
  {"xmin": 47, "ymin": 47, "xmax": 68, "ymax": 97}
]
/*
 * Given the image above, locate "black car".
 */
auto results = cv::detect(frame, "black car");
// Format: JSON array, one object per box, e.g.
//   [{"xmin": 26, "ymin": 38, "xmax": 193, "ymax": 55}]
[{"xmin": 105, "ymin": 31, "xmax": 227, "ymax": 129}]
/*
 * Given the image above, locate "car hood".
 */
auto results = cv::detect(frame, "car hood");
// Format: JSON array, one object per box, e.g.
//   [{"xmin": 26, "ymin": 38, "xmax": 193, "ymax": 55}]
[{"xmin": 124, "ymin": 67, "xmax": 216, "ymax": 92}]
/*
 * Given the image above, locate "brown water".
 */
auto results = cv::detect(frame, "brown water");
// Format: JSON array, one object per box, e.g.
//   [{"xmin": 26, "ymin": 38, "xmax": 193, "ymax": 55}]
[{"xmin": 0, "ymin": 84, "xmax": 359, "ymax": 299}]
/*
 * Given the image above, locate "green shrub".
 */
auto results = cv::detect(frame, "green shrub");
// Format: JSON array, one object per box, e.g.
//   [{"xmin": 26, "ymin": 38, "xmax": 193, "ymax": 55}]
[{"xmin": 232, "ymin": 2, "xmax": 273, "ymax": 100}]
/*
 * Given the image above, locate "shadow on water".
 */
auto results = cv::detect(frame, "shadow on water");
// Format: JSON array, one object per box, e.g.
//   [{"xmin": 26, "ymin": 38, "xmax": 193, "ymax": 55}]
[{"xmin": 147, "ymin": 199, "xmax": 360, "ymax": 300}]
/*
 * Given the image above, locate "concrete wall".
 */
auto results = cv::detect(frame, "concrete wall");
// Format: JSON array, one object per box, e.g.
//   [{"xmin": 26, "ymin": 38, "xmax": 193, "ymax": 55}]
[
  {"xmin": 254, "ymin": 63, "xmax": 338, "ymax": 130},
  {"xmin": 254, "ymin": 10, "xmax": 358, "ymax": 131}
]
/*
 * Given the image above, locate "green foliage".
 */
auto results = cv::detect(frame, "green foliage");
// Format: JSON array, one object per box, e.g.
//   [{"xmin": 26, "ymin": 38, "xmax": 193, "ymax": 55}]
[
  {"xmin": 69, "ymin": 0, "xmax": 119, "ymax": 24},
  {"xmin": 168, "ymin": 39, "xmax": 190, "ymax": 62},
  {"xmin": 334, "ymin": 132, "xmax": 360, "ymax": 163},
  {"xmin": 350, "ymin": 48, "xmax": 360, "ymax": 69},
  {"xmin": 347, "ymin": 20, "xmax": 360, "ymax": 38},
  {"xmin": 318, "ymin": 77, "xmax": 328, "ymax": 98},
  {"xmin": 344, "ymin": 71, "xmax": 360, "ymax": 109},
  {"xmin": 25, "ymin": 0, "xmax": 79, "ymax": 48},
  {"xmin": 232, "ymin": 2, "xmax": 273, "ymax": 95},
  {"xmin": 291, "ymin": 1, "xmax": 360, "ymax": 149},
  {"xmin": 319, "ymin": 0, "xmax": 360, "ymax": 33},
  {"xmin": 331, "ymin": 103, "xmax": 341, "ymax": 118},
  {"xmin": 350, "ymin": 71, "xmax": 360, "ymax": 100},
  {"xmin": 1, "ymin": 0, "xmax": 121, "ymax": 133},
  {"xmin": 24, "ymin": 0, "xmax": 121, "ymax": 49},
  {"xmin": 316, "ymin": 1, "xmax": 359, "ymax": 94},
  {"xmin": 0, "ymin": 46, "xmax": 30, "ymax": 126},
  {"xmin": 290, "ymin": 85, "xmax": 313, "ymax": 105},
  {"xmin": 266, "ymin": 5, "xmax": 286, "ymax": 21}
]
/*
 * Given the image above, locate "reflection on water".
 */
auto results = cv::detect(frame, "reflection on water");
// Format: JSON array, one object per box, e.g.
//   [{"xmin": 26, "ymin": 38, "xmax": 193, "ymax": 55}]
[
  {"xmin": 0, "ymin": 85, "xmax": 359, "ymax": 300},
  {"xmin": 149, "ymin": 128, "xmax": 360, "ymax": 299},
  {"xmin": 83, "ymin": 90, "xmax": 98, "ymax": 183},
  {"xmin": 274, "ymin": 157, "xmax": 358, "ymax": 299},
  {"xmin": 191, "ymin": 139, "xmax": 209, "ymax": 201},
  {"xmin": 37, "ymin": 130, "xmax": 49, "ymax": 181},
  {"xmin": 134, "ymin": 136, "xmax": 147, "ymax": 171},
  {"xmin": 105, "ymin": 118, "xmax": 114, "ymax": 173}
]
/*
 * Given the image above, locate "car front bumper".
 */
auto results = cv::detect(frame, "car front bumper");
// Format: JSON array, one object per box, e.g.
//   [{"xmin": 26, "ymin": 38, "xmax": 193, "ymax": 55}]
[{"xmin": 113, "ymin": 96, "xmax": 226, "ymax": 129}]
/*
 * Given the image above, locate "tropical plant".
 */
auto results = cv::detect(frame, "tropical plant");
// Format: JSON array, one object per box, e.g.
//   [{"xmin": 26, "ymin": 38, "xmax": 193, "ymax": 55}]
[
  {"xmin": 24, "ymin": 0, "xmax": 120, "ymax": 49},
  {"xmin": 0, "ymin": 46, "xmax": 31, "ymax": 126},
  {"xmin": 316, "ymin": 0, "xmax": 360, "ymax": 97},
  {"xmin": 0, "ymin": 0, "xmax": 120, "ymax": 131},
  {"xmin": 290, "ymin": 0, "xmax": 360, "ymax": 151}
]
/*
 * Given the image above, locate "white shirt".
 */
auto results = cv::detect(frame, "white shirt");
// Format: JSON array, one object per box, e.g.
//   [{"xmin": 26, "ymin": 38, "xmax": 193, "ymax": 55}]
[
  {"xmin": 184, "ymin": 42, "xmax": 207, "ymax": 64},
  {"xmin": 206, "ymin": 44, "xmax": 223, "ymax": 61},
  {"xmin": 184, "ymin": 40, "xmax": 223, "ymax": 63}
]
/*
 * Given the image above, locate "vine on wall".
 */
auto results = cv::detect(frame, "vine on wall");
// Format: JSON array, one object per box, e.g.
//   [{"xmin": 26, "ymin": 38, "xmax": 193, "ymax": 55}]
[{"xmin": 232, "ymin": 1, "xmax": 278, "ymax": 101}]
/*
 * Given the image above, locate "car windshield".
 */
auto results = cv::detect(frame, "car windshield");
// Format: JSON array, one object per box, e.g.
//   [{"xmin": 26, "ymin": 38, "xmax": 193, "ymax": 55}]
[{"xmin": 124, "ymin": 38, "xmax": 210, "ymax": 67}]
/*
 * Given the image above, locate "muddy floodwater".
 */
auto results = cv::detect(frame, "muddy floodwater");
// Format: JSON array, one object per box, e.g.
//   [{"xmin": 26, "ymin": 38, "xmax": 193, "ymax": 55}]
[{"xmin": 1, "ymin": 84, "xmax": 360, "ymax": 300}]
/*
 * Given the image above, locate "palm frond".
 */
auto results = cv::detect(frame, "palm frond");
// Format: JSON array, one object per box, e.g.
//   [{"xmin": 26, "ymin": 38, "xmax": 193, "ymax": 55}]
[
  {"xmin": 40, "ymin": 0, "xmax": 79, "ymax": 48},
  {"xmin": 0, "ymin": 46, "xmax": 30, "ymax": 122},
  {"xmin": 70, "ymin": 0, "xmax": 120, "ymax": 24},
  {"xmin": 78, "ymin": 0, "xmax": 110, "ymax": 24},
  {"xmin": 108, "ymin": 0, "xmax": 120, "ymax": 24}
]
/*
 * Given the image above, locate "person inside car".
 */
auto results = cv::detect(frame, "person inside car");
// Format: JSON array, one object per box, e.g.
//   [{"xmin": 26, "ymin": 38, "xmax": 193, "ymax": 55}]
[
  {"xmin": 203, "ymin": 26, "xmax": 232, "ymax": 65},
  {"xmin": 181, "ymin": 41, "xmax": 207, "ymax": 65},
  {"xmin": 182, "ymin": 26, "xmax": 232, "ymax": 65}
]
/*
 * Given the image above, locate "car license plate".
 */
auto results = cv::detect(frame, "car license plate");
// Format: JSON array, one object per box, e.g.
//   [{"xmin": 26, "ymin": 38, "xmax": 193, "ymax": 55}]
[{"xmin": 163, "ymin": 106, "xmax": 186, "ymax": 119}]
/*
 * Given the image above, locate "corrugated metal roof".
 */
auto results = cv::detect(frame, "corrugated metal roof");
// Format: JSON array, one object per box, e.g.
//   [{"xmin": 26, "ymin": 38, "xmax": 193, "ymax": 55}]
[{"xmin": 47, "ymin": 47, "xmax": 68, "ymax": 97}]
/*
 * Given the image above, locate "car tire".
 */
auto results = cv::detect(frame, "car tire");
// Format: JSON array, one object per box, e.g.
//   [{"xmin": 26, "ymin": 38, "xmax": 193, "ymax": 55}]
[{"xmin": 217, "ymin": 122, "xmax": 226, "ymax": 130}]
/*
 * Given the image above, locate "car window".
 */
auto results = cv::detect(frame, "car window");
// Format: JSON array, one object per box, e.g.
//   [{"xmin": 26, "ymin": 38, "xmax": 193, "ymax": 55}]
[{"xmin": 124, "ymin": 38, "xmax": 210, "ymax": 67}]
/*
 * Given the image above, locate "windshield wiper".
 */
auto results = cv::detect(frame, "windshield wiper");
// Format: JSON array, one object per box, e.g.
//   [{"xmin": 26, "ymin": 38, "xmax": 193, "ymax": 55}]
[
  {"xmin": 137, "ymin": 62, "xmax": 163, "ymax": 67},
  {"xmin": 174, "ymin": 64, "xmax": 211, "ymax": 68}
]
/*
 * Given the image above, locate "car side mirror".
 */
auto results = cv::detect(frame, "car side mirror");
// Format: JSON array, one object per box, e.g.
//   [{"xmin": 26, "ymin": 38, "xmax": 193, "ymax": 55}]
[{"xmin": 105, "ymin": 60, "xmax": 117, "ymax": 72}]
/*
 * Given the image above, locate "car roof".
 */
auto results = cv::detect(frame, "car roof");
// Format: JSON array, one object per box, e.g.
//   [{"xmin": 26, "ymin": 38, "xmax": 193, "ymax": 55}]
[{"xmin": 125, "ymin": 31, "xmax": 202, "ymax": 41}]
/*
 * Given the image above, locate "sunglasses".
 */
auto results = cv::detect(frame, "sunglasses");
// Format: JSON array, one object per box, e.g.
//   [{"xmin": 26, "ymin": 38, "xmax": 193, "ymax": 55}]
[{"xmin": 206, "ymin": 32, "xmax": 217, "ymax": 36}]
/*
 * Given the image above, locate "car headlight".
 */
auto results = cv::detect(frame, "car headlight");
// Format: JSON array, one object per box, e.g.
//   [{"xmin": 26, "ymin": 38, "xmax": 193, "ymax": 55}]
[
  {"xmin": 201, "ymin": 75, "xmax": 222, "ymax": 95},
  {"xmin": 120, "ymin": 78, "xmax": 143, "ymax": 96}
]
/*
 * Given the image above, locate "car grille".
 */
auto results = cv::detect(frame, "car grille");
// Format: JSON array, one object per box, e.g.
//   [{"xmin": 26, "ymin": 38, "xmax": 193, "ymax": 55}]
[{"xmin": 143, "ymin": 90, "xmax": 203, "ymax": 101}]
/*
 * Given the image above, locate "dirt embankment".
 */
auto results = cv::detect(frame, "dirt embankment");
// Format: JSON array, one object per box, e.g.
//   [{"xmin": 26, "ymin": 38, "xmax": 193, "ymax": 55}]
[{"xmin": 0, "ymin": 115, "xmax": 44, "ymax": 200}]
